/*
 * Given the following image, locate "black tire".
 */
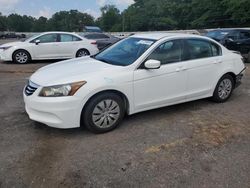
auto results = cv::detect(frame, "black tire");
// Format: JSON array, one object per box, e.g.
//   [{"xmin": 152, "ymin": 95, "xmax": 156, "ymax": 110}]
[
  {"xmin": 13, "ymin": 50, "xmax": 31, "ymax": 64},
  {"xmin": 76, "ymin": 49, "xmax": 90, "ymax": 58},
  {"xmin": 212, "ymin": 74, "xmax": 234, "ymax": 103},
  {"xmin": 82, "ymin": 93, "xmax": 125, "ymax": 133}
]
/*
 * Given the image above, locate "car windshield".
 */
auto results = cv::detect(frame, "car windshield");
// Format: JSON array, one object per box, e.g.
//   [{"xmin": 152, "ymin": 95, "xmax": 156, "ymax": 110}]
[
  {"xmin": 206, "ymin": 30, "xmax": 230, "ymax": 40},
  {"xmin": 93, "ymin": 37, "xmax": 156, "ymax": 66}
]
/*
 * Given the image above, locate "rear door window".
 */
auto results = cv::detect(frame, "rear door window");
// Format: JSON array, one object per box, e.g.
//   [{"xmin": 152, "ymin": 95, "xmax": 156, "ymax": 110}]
[
  {"xmin": 239, "ymin": 31, "xmax": 250, "ymax": 40},
  {"xmin": 210, "ymin": 42, "xmax": 222, "ymax": 56},
  {"xmin": 60, "ymin": 34, "xmax": 81, "ymax": 42},
  {"xmin": 184, "ymin": 39, "xmax": 213, "ymax": 60},
  {"xmin": 97, "ymin": 34, "xmax": 110, "ymax": 39},
  {"xmin": 84, "ymin": 34, "xmax": 95, "ymax": 39},
  {"xmin": 84, "ymin": 34, "xmax": 110, "ymax": 39}
]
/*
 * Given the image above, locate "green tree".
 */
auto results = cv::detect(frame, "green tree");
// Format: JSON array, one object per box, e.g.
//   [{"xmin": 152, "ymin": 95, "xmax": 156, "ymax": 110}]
[
  {"xmin": 6, "ymin": 14, "xmax": 34, "ymax": 32},
  {"xmin": 223, "ymin": 0, "xmax": 250, "ymax": 26},
  {"xmin": 189, "ymin": 0, "xmax": 229, "ymax": 28},
  {"xmin": 122, "ymin": 0, "xmax": 178, "ymax": 31},
  {"xmin": 33, "ymin": 16, "xmax": 48, "ymax": 32},
  {"xmin": 48, "ymin": 10, "xmax": 94, "ymax": 31},
  {"xmin": 7, "ymin": 14, "xmax": 23, "ymax": 31},
  {"xmin": 0, "ymin": 13, "xmax": 7, "ymax": 31},
  {"xmin": 1, "ymin": 1, "xmax": 250, "ymax": 32},
  {"xmin": 97, "ymin": 5, "xmax": 122, "ymax": 31}
]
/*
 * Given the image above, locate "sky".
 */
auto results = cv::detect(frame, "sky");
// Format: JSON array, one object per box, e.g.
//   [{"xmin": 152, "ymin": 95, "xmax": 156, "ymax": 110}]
[{"xmin": 0, "ymin": 0, "xmax": 134, "ymax": 19}]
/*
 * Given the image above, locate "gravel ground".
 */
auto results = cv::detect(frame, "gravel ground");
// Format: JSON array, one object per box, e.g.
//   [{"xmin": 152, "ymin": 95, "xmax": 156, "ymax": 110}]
[{"xmin": 0, "ymin": 58, "xmax": 250, "ymax": 187}]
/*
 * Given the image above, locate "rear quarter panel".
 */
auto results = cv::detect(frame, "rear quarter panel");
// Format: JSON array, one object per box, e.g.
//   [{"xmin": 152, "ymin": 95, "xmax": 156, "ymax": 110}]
[{"xmin": 212, "ymin": 51, "xmax": 245, "ymax": 92}]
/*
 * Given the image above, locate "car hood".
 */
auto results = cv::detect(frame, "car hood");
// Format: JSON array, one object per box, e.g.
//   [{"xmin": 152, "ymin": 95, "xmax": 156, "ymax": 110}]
[
  {"xmin": 30, "ymin": 57, "xmax": 118, "ymax": 86},
  {"xmin": 0, "ymin": 41, "xmax": 23, "ymax": 47}
]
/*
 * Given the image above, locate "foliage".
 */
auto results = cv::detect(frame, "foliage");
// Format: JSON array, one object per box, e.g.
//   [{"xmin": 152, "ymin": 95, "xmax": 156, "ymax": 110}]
[
  {"xmin": 97, "ymin": 0, "xmax": 250, "ymax": 31},
  {"xmin": 0, "ymin": 0, "xmax": 249, "ymax": 32},
  {"xmin": 47, "ymin": 10, "xmax": 94, "ymax": 31},
  {"xmin": 97, "ymin": 5, "xmax": 121, "ymax": 32},
  {"xmin": 0, "ymin": 10, "xmax": 94, "ymax": 32}
]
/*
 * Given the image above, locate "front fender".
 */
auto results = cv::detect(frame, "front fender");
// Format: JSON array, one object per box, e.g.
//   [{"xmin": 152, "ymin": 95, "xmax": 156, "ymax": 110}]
[{"xmin": 73, "ymin": 77, "xmax": 134, "ymax": 127}]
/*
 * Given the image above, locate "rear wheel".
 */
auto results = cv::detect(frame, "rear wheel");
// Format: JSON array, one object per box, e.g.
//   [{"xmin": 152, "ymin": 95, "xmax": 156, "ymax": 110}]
[
  {"xmin": 212, "ymin": 74, "xmax": 234, "ymax": 103},
  {"xmin": 13, "ymin": 50, "xmax": 30, "ymax": 64},
  {"xmin": 76, "ymin": 49, "xmax": 90, "ymax": 58},
  {"xmin": 82, "ymin": 93, "xmax": 125, "ymax": 133}
]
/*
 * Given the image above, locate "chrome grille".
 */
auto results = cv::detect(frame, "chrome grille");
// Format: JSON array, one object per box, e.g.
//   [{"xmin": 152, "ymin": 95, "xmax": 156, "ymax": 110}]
[{"xmin": 25, "ymin": 81, "xmax": 39, "ymax": 96}]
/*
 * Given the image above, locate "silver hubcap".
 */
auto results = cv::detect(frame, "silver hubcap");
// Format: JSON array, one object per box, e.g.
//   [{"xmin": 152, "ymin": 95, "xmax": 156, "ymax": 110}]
[
  {"xmin": 218, "ymin": 78, "xmax": 232, "ymax": 99},
  {"xmin": 92, "ymin": 99, "xmax": 120, "ymax": 128},
  {"xmin": 15, "ymin": 52, "xmax": 28, "ymax": 63},
  {"xmin": 78, "ymin": 50, "xmax": 88, "ymax": 57}
]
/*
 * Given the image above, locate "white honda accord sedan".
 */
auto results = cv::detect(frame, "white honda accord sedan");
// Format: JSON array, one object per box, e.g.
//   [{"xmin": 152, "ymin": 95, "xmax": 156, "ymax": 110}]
[
  {"xmin": 0, "ymin": 32, "xmax": 99, "ymax": 64},
  {"xmin": 23, "ymin": 33, "xmax": 246, "ymax": 133}
]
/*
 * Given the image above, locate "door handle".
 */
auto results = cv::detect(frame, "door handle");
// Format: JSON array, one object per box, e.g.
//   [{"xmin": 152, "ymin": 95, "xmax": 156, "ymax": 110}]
[
  {"xmin": 175, "ymin": 67, "xmax": 181, "ymax": 72},
  {"xmin": 176, "ymin": 66, "xmax": 187, "ymax": 72},
  {"xmin": 213, "ymin": 60, "xmax": 222, "ymax": 64}
]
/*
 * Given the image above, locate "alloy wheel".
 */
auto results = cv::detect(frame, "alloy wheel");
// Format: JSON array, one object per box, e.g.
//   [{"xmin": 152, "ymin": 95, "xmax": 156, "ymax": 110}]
[
  {"xmin": 15, "ymin": 52, "xmax": 28, "ymax": 63},
  {"xmin": 77, "ymin": 50, "xmax": 89, "ymax": 57},
  {"xmin": 218, "ymin": 78, "xmax": 233, "ymax": 100}
]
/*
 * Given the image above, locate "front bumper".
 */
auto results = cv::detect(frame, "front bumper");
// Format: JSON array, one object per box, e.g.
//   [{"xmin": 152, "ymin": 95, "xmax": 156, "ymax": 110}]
[
  {"xmin": 0, "ymin": 49, "xmax": 12, "ymax": 61},
  {"xmin": 235, "ymin": 67, "xmax": 246, "ymax": 88},
  {"xmin": 23, "ymin": 89, "xmax": 84, "ymax": 129}
]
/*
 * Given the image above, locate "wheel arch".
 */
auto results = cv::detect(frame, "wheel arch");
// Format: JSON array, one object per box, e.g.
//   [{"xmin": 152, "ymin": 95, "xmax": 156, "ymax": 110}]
[
  {"xmin": 80, "ymin": 89, "xmax": 130, "ymax": 125},
  {"xmin": 217, "ymin": 72, "xmax": 236, "ymax": 89},
  {"xmin": 12, "ymin": 49, "xmax": 32, "ymax": 61},
  {"xmin": 76, "ymin": 48, "xmax": 90, "ymax": 57},
  {"xmin": 226, "ymin": 72, "xmax": 236, "ymax": 86},
  {"xmin": 212, "ymin": 71, "xmax": 237, "ymax": 96}
]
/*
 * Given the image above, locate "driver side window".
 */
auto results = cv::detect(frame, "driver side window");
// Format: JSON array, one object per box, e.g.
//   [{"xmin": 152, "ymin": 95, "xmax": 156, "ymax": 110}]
[
  {"xmin": 35, "ymin": 34, "xmax": 58, "ymax": 43},
  {"xmin": 147, "ymin": 40, "xmax": 183, "ymax": 65}
]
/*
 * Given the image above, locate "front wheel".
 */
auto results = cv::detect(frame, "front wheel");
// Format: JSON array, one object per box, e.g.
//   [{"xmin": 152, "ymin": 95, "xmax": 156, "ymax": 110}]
[
  {"xmin": 13, "ymin": 50, "xmax": 30, "ymax": 64},
  {"xmin": 212, "ymin": 74, "xmax": 234, "ymax": 103},
  {"xmin": 82, "ymin": 93, "xmax": 125, "ymax": 133},
  {"xmin": 76, "ymin": 49, "xmax": 90, "ymax": 58}
]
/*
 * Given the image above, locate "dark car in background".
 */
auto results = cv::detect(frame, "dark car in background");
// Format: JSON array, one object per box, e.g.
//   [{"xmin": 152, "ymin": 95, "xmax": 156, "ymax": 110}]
[
  {"xmin": 83, "ymin": 26, "xmax": 102, "ymax": 33},
  {"xmin": 0, "ymin": 32, "xmax": 26, "ymax": 39},
  {"xmin": 206, "ymin": 29, "xmax": 250, "ymax": 62},
  {"xmin": 81, "ymin": 33, "xmax": 120, "ymax": 50}
]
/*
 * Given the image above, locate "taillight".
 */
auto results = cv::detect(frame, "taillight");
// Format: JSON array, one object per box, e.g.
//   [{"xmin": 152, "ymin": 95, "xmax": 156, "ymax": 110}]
[{"xmin": 91, "ymin": 41, "xmax": 97, "ymax": 45}]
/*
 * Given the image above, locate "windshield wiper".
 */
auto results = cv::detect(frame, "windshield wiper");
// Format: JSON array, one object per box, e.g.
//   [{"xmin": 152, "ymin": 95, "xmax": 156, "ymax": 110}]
[
  {"xmin": 91, "ymin": 56, "xmax": 123, "ymax": 66},
  {"xmin": 95, "ymin": 58, "xmax": 111, "ymax": 64}
]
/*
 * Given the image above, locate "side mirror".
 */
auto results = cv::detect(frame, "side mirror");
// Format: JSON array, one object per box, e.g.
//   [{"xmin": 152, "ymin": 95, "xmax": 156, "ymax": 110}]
[
  {"xmin": 35, "ymin": 40, "xmax": 40, "ymax": 45},
  {"xmin": 144, "ymin": 59, "xmax": 161, "ymax": 69}
]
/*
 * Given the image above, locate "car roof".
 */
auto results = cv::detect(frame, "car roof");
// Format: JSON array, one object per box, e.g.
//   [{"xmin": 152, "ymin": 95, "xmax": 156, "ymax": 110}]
[
  {"xmin": 208, "ymin": 28, "xmax": 250, "ymax": 32},
  {"xmin": 208, "ymin": 29, "xmax": 232, "ymax": 32},
  {"xmin": 130, "ymin": 33, "xmax": 201, "ymax": 40},
  {"xmin": 25, "ymin": 32, "xmax": 84, "ymax": 42},
  {"xmin": 41, "ymin": 31, "xmax": 80, "ymax": 35},
  {"xmin": 83, "ymin": 32, "xmax": 107, "ymax": 35},
  {"xmin": 85, "ymin": 26, "xmax": 101, "ymax": 30}
]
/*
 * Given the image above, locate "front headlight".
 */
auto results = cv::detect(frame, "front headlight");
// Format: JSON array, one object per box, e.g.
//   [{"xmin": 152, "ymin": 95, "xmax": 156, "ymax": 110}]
[{"xmin": 39, "ymin": 81, "xmax": 87, "ymax": 97}]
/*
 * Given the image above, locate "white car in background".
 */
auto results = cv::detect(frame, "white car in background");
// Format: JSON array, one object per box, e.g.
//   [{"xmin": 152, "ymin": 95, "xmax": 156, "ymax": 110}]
[
  {"xmin": 24, "ymin": 33, "xmax": 245, "ymax": 133},
  {"xmin": 0, "ymin": 32, "xmax": 99, "ymax": 64}
]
